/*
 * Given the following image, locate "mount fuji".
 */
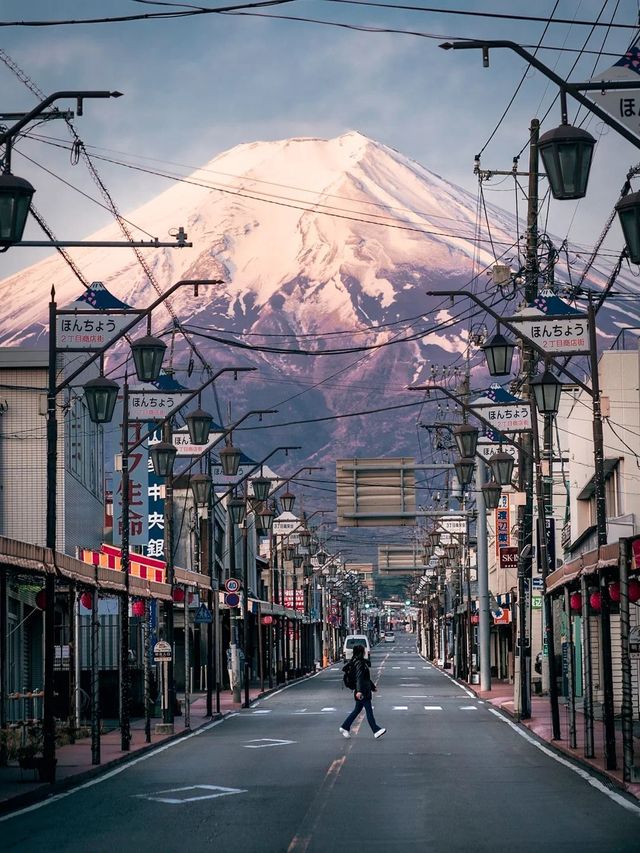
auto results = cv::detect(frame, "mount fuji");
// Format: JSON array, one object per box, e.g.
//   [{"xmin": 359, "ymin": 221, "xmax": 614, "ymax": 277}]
[{"xmin": 0, "ymin": 131, "xmax": 633, "ymax": 467}]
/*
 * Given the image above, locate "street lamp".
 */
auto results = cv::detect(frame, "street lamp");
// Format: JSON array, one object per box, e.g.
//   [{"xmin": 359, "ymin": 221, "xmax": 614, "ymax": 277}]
[
  {"xmin": 489, "ymin": 450, "xmax": 515, "ymax": 487},
  {"xmin": 280, "ymin": 491, "xmax": 296, "ymax": 513},
  {"xmin": 531, "ymin": 369, "xmax": 563, "ymax": 416},
  {"xmin": 537, "ymin": 123, "xmax": 596, "ymax": 200},
  {"xmin": 482, "ymin": 480, "xmax": 502, "ymax": 511},
  {"xmin": 252, "ymin": 476, "xmax": 272, "ymax": 502},
  {"xmin": 256, "ymin": 504, "xmax": 275, "ymax": 534},
  {"xmin": 0, "ymin": 172, "xmax": 35, "ymax": 245},
  {"xmin": 298, "ymin": 528, "xmax": 312, "ymax": 548},
  {"xmin": 227, "ymin": 496, "xmax": 246, "ymax": 526},
  {"xmin": 190, "ymin": 473, "xmax": 212, "ymax": 507},
  {"xmin": 453, "ymin": 424, "xmax": 479, "ymax": 458},
  {"xmin": 150, "ymin": 440, "xmax": 177, "ymax": 477},
  {"xmin": 130, "ymin": 334, "xmax": 166, "ymax": 383},
  {"xmin": 219, "ymin": 442, "xmax": 242, "ymax": 477},
  {"xmin": 615, "ymin": 191, "xmax": 640, "ymax": 264},
  {"xmin": 454, "ymin": 457, "xmax": 475, "ymax": 488},
  {"xmin": 482, "ymin": 328, "xmax": 516, "ymax": 377},
  {"xmin": 185, "ymin": 407, "xmax": 213, "ymax": 445},
  {"xmin": 83, "ymin": 373, "xmax": 119, "ymax": 424}
]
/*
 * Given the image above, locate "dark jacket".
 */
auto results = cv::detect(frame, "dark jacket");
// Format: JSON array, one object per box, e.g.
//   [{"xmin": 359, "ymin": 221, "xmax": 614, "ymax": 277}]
[{"xmin": 353, "ymin": 657, "xmax": 376, "ymax": 701}]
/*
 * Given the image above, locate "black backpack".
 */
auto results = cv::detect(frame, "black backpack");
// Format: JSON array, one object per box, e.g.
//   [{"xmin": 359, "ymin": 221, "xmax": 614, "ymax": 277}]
[{"xmin": 342, "ymin": 659, "xmax": 357, "ymax": 690}]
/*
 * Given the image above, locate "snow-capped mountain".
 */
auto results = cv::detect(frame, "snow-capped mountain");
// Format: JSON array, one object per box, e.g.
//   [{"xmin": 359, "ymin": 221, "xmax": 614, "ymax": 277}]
[{"xmin": 0, "ymin": 131, "xmax": 632, "ymax": 466}]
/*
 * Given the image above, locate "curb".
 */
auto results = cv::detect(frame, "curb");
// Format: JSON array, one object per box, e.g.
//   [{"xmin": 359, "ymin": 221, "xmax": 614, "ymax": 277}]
[
  {"xmin": 0, "ymin": 668, "xmax": 336, "ymax": 816},
  {"xmin": 0, "ymin": 710, "xmax": 232, "ymax": 817},
  {"xmin": 421, "ymin": 652, "xmax": 640, "ymax": 803}
]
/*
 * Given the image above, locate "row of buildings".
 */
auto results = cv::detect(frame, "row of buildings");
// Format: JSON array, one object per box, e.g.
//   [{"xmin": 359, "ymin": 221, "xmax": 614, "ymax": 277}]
[
  {"xmin": 0, "ymin": 349, "xmax": 372, "ymax": 761},
  {"xmin": 415, "ymin": 336, "xmax": 640, "ymax": 771}
]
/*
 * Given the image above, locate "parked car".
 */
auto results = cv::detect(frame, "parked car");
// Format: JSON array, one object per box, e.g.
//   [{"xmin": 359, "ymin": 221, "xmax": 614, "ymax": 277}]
[
  {"xmin": 342, "ymin": 634, "xmax": 371, "ymax": 662},
  {"xmin": 384, "ymin": 631, "xmax": 395, "ymax": 643}
]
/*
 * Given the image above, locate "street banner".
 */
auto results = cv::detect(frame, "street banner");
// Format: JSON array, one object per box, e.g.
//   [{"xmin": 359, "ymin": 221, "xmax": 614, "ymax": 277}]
[
  {"xmin": 57, "ymin": 281, "xmax": 143, "ymax": 350},
  {"xmin": 509, "ymin": 290, "xmax": 590, "ymax": 354},
  {"xmin": 471, "ymin": 385, "xmax": 531, "ymax": 432},
  {"xmin": 171, "ymin": 427, "xmax": 225, "ymax": 456},
  {"xmin": 495, "ymin": 494, "xmax": 511, "ymax": 555},
  {"xmin": 272, "ymin": 511, "xmax": 301, "ymax": 537},
  {"xmin": 128, "ymin": 390, "xmax": 192, "ymax": 421},
  {"xmin": 499, "ymin": 545, "xmax": 518, "ymax": 570},
  {"xmin": 588, "ymin": 46, "xmax": 640, "ymax": 141},
  {"xmin": 477, "ymin": 438, "xmax": 518, "ymax": 462},
  {"xmin": 113, "ymin": 422, "xmax": 149, "ymax": 548}
]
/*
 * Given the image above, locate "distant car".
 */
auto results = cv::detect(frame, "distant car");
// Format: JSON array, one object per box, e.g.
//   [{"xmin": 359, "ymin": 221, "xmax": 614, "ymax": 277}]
[
  {"xmin": 384, "ymin": 631, "xmax": 395, "ymax": 643},
  {"xmin": 343, "ymin": 635, "xmax": 371, "ymax": 662}
]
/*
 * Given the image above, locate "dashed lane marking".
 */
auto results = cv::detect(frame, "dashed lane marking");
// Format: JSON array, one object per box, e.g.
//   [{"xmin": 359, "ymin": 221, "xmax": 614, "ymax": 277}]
[
  {"xmin": 244, "ymin": 738, "xmax": 296, "ymax": 749},
  {"xmin": 424, "ymin": 706, "xmax": 443, "ymax": 711},
  {"xmin": 460, "ymin": 706, "xmax": 478, "ymax": 711},
  {"xmin": 392, "ymin": 706, "xmax": 409, "ymax": 710},
  {"xmin": 321, "ymin": 707, "xmax": 336, "ymax": 712}
]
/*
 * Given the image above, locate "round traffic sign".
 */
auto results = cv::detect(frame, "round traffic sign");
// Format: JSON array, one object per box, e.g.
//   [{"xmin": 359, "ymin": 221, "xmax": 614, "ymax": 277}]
[
  {"xmin": 225, "ymin": 578, "xmax": 241, "ymax": 593},
  {"xmin": 225, "ymin": 592, "xmax": 240, "ymax": 608}
]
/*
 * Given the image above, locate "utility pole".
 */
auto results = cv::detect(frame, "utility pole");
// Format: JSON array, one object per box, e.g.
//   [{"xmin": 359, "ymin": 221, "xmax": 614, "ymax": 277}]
[
  {"xmin": 476, "ymin": 458, "xmax": 491, "ymax": 692},
  {"xmin": 515, "ymin": 118, "xmax": 540, "ymax": 720},
  {"xmin": 163, "ymin": 420, "xmax": 176, "ymax": 730}
]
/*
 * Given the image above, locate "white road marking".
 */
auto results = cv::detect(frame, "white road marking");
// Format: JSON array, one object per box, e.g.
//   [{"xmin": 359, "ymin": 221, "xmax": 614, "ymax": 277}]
[
  {"xmin": 0, "ymin": 716, "xmax": 231, "ymax": 823},
  {"xmin": 393, "ymin": 706, "xmax": 409, "ymax": 711},
  {"xmin": 407, "ymin": 666, "xmax": 416, "ymax": 669},
  {"xmin": 392, "ymin": 666, "xmax": 401, "ymax": 669},
  {"xmin": 460, "ymin": 706, "xmax": 478, "ymax": 711},
  {"xmin": 424, "ymin": 706, "xmax": 443, "ymax": 711},
  {"xmin": 487, "ymin": 708, "xmax": 640, "ymax": 817},
  {"xmin": 135, "ymin": 784, "xmax": 246, "ymax": 804},
  {"xmin": 243, "ymin": 738, "xmax": 295, "ymax": 749},
  {"xmin": 331, "ymin": 668, "xmax": 340, "ymax": 671},
  {"xmin": 321, "ymin": 707, "xmax": 336, "ymax": 712},
  {"xmin": 402, "ymin": 695, "xmax": 429, "ymax": 698},
  {"xmin": 251, "ymin": 709, "xmax": 271, "ymax": 714}
]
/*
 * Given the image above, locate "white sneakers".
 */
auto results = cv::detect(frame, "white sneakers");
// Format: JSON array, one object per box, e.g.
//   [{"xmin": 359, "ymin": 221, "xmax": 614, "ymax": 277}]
[
  {"xmin": 339, "ymin": 727, "xmax": 351, "ymax": 738},
  {"xmin": 374, "ymin": 728, "xmax": 387, "ymax": 739}
]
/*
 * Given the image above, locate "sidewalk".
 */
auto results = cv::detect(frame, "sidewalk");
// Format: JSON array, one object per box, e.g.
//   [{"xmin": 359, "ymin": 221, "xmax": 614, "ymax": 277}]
[
  {"xmin": 455, "ymin": 673, "xmax": 640, "ymax": 801},
  {"xmin": 0, "ymin": 681, "xmax": 282, "ymax": 814}
]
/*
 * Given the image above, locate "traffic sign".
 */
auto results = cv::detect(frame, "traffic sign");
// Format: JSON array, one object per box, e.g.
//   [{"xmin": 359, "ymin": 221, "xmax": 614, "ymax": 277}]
[
  {"xmin": 261, "ymin": 615, "xmax": 274, "ymax": 625},
  {"xmin": 153, "ymin": 640, "xmax": 172, "ymax": 662},
  {"xmin": 225, "ymin": 592, "xmax": 240, "ymax": 608},
  {"xmin": 225, "ymin": 578, "xmax": 241, "ymax": 593},
  {"xmin": 194, "ymin": 604, "xmax": 213, "ymax": 624}
]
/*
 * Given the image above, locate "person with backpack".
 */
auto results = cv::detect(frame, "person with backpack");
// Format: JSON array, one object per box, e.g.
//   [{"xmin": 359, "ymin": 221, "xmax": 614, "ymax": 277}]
[{"xmin": 339, "ymin": 644, "xmax": 386, "ymax": 739}]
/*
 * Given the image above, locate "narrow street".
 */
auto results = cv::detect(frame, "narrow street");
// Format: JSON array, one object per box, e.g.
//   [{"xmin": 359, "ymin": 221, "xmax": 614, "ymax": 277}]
[{"xmin": 2, "ymin": 635, "xmax": 639, "ymax": 852}]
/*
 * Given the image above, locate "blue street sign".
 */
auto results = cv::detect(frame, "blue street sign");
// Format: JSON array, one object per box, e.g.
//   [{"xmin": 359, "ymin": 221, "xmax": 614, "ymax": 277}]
[{"xmin": 194, "ymin": 603, "xmax": 213, "ymax": 624}]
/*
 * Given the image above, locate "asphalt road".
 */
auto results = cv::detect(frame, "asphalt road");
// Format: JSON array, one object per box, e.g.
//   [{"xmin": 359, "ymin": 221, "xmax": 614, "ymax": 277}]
[{"xmin": 3, "ymin": 633, "xmax": 640, "ymax": 852}]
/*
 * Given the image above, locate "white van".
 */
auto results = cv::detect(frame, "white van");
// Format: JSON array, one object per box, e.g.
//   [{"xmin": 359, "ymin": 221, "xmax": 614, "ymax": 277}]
[{"xmin": 342, "ymin": 634, "xmax": 371, "ymax": 662}]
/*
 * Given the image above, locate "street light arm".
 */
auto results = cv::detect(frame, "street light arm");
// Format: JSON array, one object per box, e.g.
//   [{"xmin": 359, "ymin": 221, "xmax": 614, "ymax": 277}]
[
  {"xmin": 427, "ymin": 288, "xmax": 592, "ymax": 395},
  {"xmin": 173, "ymin": 409, "xmax": 279, "ymax": 480},
  {"xmin": 55, "ymin": 278, "xmax": 225, "ymax": 393},
  {"xmin": 267, "ymin": 466, "xmax": 325, "ymax": 500},
  {"xmin": 439, "ymin": 40, "xmax": 640, "ymax": 150},
  {"xmin": 0, "ymin": 90, "xmax": 122, "ymax": 147},
  {"xmin": 128, "ymin": 367, "xmax": 257, "ymax": 455},
  {"xmin": 409, "ymin": 382, "xmax": 530, "ymax": 456},
  {"xmin": 212, "ymin": 446, "xmax": 302, "ymax": 509}
]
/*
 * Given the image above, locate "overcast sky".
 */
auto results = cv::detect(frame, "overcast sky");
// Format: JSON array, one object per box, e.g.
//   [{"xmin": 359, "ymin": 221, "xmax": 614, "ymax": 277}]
[{"xmin": 2, "ymin": 0, "xmax": 639, "ymax": 279}]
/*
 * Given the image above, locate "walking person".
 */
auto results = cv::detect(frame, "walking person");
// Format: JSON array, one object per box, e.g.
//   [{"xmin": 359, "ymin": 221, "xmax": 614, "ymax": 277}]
[{"xmin": 339, "ymin": 644, "xmax": 386, "ymax": 739}]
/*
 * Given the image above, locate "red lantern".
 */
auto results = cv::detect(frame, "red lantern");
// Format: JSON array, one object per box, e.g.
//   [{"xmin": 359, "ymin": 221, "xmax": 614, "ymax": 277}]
[
  {"xmin": 172, "ymin": 586, "xmax": 185, "ymax": 603},
  {"xmin": 35, "ymin": 589, "xmax": 46, "ymax": 610},
  {"xmin": 629, "ymin": 578, "xmax": 640, "ymax": 604},
  {"xmin": 261, "ymin": 615, "xmax": 274, "ymax": 625},
  {"xmin": 132, "ymin": 599, "xmax": 145, "ymax": 617},
  {"xmin": 569, "ymin": 592, "xmax": 582, "ymax": 612},
  {"xmin": 589, "ymin": 591, "xmax": 602, "ymax": 612},
  {"xmin": 80, "ymin": 591, "xmax": 93, "ymax": 610},
  {"xmin": 608, "ymin": 581, "xmax": 621, "ymax": 603}
]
